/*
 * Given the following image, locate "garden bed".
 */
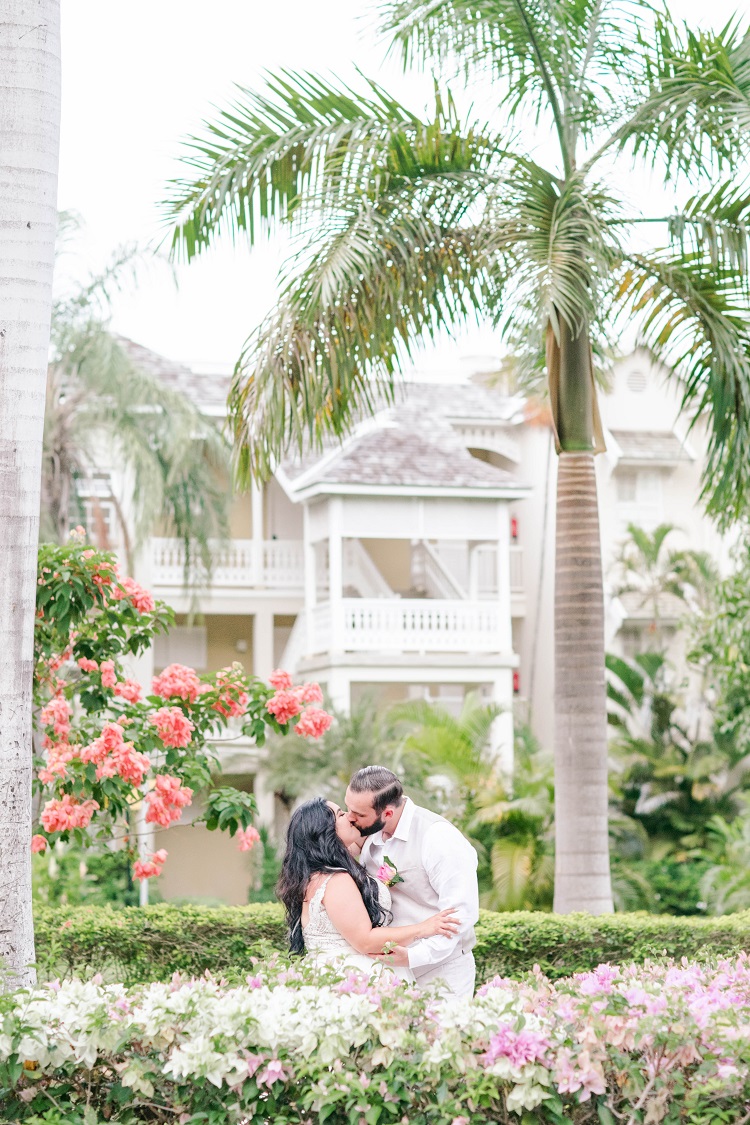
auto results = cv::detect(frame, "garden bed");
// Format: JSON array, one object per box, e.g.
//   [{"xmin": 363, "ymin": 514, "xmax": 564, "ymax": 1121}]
[
  {"xmin": 2, "ymin": 955, "xmax": 750, "ymax": 1122},
  {"xmin": 34, "ymin": 903, "xmax": 750, "ymax": 983}
]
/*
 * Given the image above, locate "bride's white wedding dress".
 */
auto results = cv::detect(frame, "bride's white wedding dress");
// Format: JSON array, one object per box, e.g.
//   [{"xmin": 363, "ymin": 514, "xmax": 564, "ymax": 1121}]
[{"xmin": 303, "ymin": 873, "xmax": 415, "ymax": 983}]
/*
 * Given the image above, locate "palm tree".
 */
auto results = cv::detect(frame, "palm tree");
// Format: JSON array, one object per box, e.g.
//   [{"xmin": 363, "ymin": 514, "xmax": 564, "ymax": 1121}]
[
  {"xmin": 163, "ymin": 5, "xmax": 750, "ymax": 912},
  {"xmin": 0, "ymin": 0, "xmax": 61, "ymax": 984},
  {"xmin": 45, "ymin": 235, "xmax": 231, "ymax": 574},
  {"xmin": 611, "ymin": 522, "xmax": 717, "ymax": 648}
]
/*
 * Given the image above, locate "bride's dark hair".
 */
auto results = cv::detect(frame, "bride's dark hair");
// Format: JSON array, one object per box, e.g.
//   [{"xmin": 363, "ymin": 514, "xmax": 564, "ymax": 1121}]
[{"xmin": 276, "ymin": 797, "xmax": 387, "ymax": 954}]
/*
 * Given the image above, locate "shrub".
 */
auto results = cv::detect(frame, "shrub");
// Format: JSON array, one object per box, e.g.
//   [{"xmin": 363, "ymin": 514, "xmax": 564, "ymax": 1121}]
[
  {"xmin": 34, "ymin": 904, "xmax": 750, "ymax": 984},
  {"xmin": 2, "ymin": 956, "xmax": 750, "ymax": 1123}
]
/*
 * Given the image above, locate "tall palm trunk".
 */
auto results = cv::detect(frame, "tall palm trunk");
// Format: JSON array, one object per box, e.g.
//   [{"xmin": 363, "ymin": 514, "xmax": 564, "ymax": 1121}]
[
  {"xmin": 0, "ymin": 1, "xmax": 61, "ymax": 984},
  {"xmin": 550, "ymin": 320, "xmax": 613, "ymax": 913}
]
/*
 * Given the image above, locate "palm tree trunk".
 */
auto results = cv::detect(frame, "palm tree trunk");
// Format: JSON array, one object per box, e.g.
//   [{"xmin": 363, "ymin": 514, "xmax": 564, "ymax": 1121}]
[
  {"xmin": 553, "ymin": 452, "xmax": 612, "ymax": 912},
  {"xmin": 550, "ymin": 319, "xmax": 613, "ymax": 913},
  {"xmin": 0, "ymin": 1, "xmax": 61, "ymax": 984}
]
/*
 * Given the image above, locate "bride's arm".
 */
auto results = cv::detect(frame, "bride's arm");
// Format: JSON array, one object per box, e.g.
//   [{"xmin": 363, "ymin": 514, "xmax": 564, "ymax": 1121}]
[{"xmin": 322, "ymin": 873, "xmax": 459, "ymax": 956}]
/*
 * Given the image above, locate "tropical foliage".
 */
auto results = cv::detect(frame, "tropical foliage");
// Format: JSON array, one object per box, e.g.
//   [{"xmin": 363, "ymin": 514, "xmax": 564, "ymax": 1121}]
[
  {"xmin": 32, "ymin": 536, "xmax": 332, "ymax": 886},
  {"xmin": 5, "ymin": 956, "xmax": 750, "ymax": 1122},
  {"xmin": 45, "ymin": 223, "xmax": 230, "ymax": 572},
  {"xmin": 164, "ymin": 22, "xmax": 750, "ymax": 501},
  {"xmin": 611, "ymin": 522, "xmax": 717, "ymax": 638}
]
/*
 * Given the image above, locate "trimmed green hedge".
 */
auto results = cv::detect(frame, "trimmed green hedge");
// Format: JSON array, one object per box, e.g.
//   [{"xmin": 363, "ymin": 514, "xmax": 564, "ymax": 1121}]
[{"xmin": 33, "ymin": 904, "xmax": 750, "ymax": 984}]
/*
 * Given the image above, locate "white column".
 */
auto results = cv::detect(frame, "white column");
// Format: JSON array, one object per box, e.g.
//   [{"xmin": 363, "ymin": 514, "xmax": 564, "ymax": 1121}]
[
  {"xmin": 468, "ymin": 543, "xmax": 480, "ymax": 600},
  {"xmin": 251, "ymin": 483, "xmax": 264, "ymax": 585},
  {"xmin": 496, "ymin": 503, "xmax": 512, "ymax": 652},
  {"xmin": 326, "ymin": 669, "xmax": 351, "ymax": 713},
  {"xmin": 488, "ymin": 671, "xmax": 514, "ymax": 776},
  {"xmin": 329, "ymin": 497, "xmax": 344, "ymax": 653},
  {"xmin": 303, "ymin": 504, "xmax": 317, "ymax": 656},
  {"xmin": 136, "ymin": 800, "xmax": 155, "ymax": 907},
  {"xmin": 253, "ymin": 609, "xmax": 275, "ymax": 680},
  {"xmin": 253, "ymin": 768, "xmax": 276, "ymax": 834}
]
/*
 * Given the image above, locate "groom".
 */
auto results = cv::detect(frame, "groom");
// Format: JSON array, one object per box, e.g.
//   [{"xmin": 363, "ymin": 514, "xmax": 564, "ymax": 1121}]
[{"xmin": 346, "ymin": 765, "xmax": 479, "ymax": 997}]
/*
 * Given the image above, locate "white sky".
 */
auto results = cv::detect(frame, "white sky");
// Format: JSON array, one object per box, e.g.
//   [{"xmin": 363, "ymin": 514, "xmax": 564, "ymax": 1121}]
[{"xmin": 58, "ymin": 0, "xmax": 744, "ymax": 374}]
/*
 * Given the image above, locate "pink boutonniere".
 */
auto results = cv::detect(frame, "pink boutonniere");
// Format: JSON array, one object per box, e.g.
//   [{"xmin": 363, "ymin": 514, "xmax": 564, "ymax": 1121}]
[{"xmin": 376, "ymin": 855, "xmax": 404, "ymax": 888}]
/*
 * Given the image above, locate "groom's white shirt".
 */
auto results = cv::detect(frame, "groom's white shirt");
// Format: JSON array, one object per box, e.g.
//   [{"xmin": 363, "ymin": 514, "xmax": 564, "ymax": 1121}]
[{"xmin": 361, "ymin": 797, "xmax": 479, "ymax": 975}]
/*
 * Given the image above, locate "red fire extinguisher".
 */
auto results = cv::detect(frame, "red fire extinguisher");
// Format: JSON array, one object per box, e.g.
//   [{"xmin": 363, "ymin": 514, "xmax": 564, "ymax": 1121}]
[
  {"xmin": 510, "ymin": 516, "xmax": 518, "ymax": 540},
  {"xmin": 513, "ymin": 670, "xmax": 520, "ymax": 695}
]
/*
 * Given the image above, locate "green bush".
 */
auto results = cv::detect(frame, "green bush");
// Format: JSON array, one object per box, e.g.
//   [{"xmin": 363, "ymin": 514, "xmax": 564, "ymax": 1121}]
[{"xmin": 33, "ymin": 904, "xmax": 750, "ymax": 984}]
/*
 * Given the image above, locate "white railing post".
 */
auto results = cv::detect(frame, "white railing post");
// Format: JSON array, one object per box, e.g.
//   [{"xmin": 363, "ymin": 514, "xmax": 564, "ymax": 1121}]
[
  {"xmin": 251, "ymin": 484, "xmax": 264, "ymax": 585},
  {"xmin": 303, "ymin": 506, "xmax": 317, "ymax": 657},
  {"xmin": 496, "ymin": 504, "xmax": 512, "ymax": 652},
  {"xmin": 329, "ymin": 499, "xmax": 344, "ymax": 652}
]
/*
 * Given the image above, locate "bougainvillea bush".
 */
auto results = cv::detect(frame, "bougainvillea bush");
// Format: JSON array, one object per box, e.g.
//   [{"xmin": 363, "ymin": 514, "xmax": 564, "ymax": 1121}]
[
  {"xmin": 33, "ymin": 535, "xmax": 331, "ymax": 882},
  {"xmin": 1, "ymin": 956, "xmax": 750, "ymax": 1123}
]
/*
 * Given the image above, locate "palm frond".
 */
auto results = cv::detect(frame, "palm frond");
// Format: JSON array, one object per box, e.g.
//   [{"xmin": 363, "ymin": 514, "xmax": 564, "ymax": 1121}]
[
  {"xmin": 668, "ymin": 181, "xmax": 750, "ymax": 280},
  {"xmin": 378, "ymin": 0, "xmax": 659, "ymax": 162},
  {"xmin": 614, "ymin": 18, "xmax": 750, "ymax": 175},
  {"xmin": 163, "ymin": 71, "xmax": 499, "ymax": 261},
  {"xmin": 615, "ymin": 250, "xmax": 750, "ymax": 524},
  {"xmin": 229, "ymin": 193, "xmax": 500, "ymax": 482}
]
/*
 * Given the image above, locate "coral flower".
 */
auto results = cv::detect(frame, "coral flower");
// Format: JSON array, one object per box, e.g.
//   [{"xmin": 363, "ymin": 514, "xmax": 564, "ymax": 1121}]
[
  {"xmin": 294, "ymin": 707, "xmax": 333, "ymax": 739},
  {"xmin": 150, "ymin": 707, "xmax": 194, "ymax": 748}
]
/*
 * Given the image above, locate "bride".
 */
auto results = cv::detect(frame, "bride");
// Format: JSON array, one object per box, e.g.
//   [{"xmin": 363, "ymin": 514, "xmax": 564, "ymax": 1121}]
[{"xmin": 276, "ymin": 797, "xmax": 459, "ymax": 981}]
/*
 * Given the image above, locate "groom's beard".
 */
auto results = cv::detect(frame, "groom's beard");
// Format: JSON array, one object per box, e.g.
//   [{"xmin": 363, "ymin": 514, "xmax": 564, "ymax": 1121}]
[{"xmin": 356, "ymin": 815, "xmax": 386, "ymax": 838}]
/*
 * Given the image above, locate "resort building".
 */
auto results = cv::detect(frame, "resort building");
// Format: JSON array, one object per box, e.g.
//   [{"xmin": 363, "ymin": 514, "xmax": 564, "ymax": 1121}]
[{"xmin": 93, "ymin": 340, "xmax": 727, "ymax": 903}]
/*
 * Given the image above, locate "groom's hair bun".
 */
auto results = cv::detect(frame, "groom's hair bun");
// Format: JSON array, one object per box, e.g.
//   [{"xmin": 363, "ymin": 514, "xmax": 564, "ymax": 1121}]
[{"xmin": 350, "ymin": 765, "xmax": 404, "ymax": 812}]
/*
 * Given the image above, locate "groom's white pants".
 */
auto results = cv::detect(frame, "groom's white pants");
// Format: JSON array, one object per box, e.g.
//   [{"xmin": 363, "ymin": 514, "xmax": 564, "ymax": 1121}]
[{"xmin": 414, "ymin": 949, "xmax": 476, "ymax": 998}]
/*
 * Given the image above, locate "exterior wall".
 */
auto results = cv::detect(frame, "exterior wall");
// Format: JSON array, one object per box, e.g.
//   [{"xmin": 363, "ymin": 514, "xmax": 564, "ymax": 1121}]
[
  {"xmin": 205, "ymin": 613, "xmax": 254, "ymax": 671},
  {"xmin": 154, "ymin": 821, "xmax": 256, "ymax": 905},
  {"xmin": 513, "ymin": 351, "xmax": 729, "ymax": 755},
  {"xmin": 359, "ymin": 539, "xmax": 411, "ymax": 593}
]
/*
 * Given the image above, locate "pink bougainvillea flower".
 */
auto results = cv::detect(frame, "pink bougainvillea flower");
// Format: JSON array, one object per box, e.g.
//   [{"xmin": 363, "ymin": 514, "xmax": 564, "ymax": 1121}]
[
  {"xmin": 266, "ymin": 689, "xmax": 302, "ymax": 725},
  {"xmin": 41, "ymin": 795, "xmax": 100, "ymax": 834},
  {"xmin": 40, "ymin": 696, "xmax": 70, "ymax": 738},
  {"xmin": 294, "ymin": 706, "xmax": 333, "ymax": 739},
  {"xmin": 152, "ymin": 663, "xmax": 202, "ymax": 704},
  {"xmin": 81, "ymin": 721, "xmax": 126, "ymax": 765},
  {"xmin": 95, "ymin": 741, "xmax": 150, "ymax": 787},
  {"xmin": 145, "ymin": 775, "xmax": 193, "ymax": 828},
  {"xmin": 297, "ymin": 682, "xmax": 324, "ymax": 704},
  {"xmin": 237, "ymin": 826, "xmax": 261, "ymax": 852},
  {"xmin": 77, "ymin": 657, "xmax": 99, "ymax": 673},
  {"xmin": 268, "ymin": 669, "xmax": 293, "ymax": 691},
  {"xmin": 100, "ymin": 660, "xmax": 117, "ymax": 689},
  {"xmin": 256, "ymin": 1059, "xmax": 291, "ymax": 1087},
  {"xmin": 133, "ymin": 848, "xmax": 168, "ymax": 880},
  {"xmin": 150, "ymin": 706, "xmax": 194, "ymax": 748},
  {"xmin": 114, "ymin": 678, "xmax": 142, "ymax": 703},
  {"xmin": 31, "ymin": 834, "xmax": 48, "ymax": 854},
  {"xmin": 114, "ymin": 575, "xmax": 156, "ymax": 614}
]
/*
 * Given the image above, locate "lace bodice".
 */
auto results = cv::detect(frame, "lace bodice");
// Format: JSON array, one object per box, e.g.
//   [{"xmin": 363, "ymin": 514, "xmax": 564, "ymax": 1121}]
[{"xmin": 302, "ymin": 872, "xmax": 392, "ymax": 957}]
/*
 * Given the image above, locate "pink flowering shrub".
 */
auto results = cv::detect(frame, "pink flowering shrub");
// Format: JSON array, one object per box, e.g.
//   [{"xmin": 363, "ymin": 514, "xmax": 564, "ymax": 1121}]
[
  {"xmin": 5, "ymin": 956, "xmax": 750, "ymax": 1122},
  {"xmin": 33, "ymin": 540, "xmax": 332, "ymax": 884}
]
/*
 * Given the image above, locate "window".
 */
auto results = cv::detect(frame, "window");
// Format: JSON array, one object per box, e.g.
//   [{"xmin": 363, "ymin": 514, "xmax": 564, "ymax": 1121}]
[{"xmin": 617, "ymin": 472, "xmax": 638, "ymax": 503}]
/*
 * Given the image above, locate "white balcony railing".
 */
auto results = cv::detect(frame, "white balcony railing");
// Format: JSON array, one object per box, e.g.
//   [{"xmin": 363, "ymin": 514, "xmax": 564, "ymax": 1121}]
[
  {"xmin": 309, "ymin": 598, "xmax": 503, "ymax": 655},
  {"xmin": 150, "ymin": 538, "xmax": 304, "ymax": 591}
]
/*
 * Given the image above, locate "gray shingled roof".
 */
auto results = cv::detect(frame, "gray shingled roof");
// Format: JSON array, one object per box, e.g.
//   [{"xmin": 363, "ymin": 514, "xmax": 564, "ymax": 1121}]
[
  {"xmin": 313, "ymin": 424, "xmax": 517, "ymax": 489},
  {"xmin": 116, "ymin": 337, "xmax": 231, "ymax": 411},
  {"xmin": 116, "ymin": 335, "xmax": 523, "ymax": 491},
  {"xmin": 610, "ymin": 429, "xmax": 691, "ymax": 463}
]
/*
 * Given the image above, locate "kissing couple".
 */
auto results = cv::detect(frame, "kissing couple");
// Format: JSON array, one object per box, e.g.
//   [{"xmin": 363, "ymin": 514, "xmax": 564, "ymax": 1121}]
[{"xmin": 277, "ymin": 765, "xmax": 479, "ymax": 998}]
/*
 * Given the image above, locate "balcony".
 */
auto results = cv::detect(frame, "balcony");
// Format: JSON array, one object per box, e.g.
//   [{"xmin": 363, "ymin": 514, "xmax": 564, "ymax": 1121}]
[
  {"xmin": 150, "ymin": 538, "xmax": 304, "ymax": 591},
  {"xmin": 308, "ymin": 598, "xmax": 504, "ymax": 656}
]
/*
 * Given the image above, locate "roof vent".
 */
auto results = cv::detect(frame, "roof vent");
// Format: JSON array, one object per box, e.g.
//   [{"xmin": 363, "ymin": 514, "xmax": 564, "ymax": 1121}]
[{"xmin": 626, "ymin": 369, "xmax": 647, "ymax": 393}]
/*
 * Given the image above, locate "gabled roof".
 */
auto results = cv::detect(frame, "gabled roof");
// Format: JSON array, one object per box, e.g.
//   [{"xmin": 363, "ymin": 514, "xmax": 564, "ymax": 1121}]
[
  {"xmin": 283, "ymin": 387, "xmax": 526, "ymax": 497},
  {"xmin": 116, "ymin": 335, "xmax": 526, "ymax": 494},
  {"xmin": 609, "ymin": 429, "xmax": 692, "ymax": 464},
  {"xmin": 116, "ymin": 337, "xmax": 231, "ymax": 412},
  {"xmin": 312, "ymin": 425, "xmax": 517, "ymax": 489}
]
